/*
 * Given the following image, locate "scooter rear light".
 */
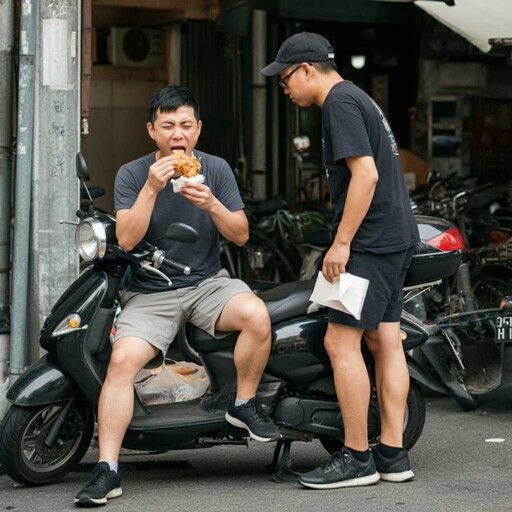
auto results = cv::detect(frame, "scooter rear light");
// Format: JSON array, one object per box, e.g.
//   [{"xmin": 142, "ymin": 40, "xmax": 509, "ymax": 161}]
[
  {"xmin": 426, "ymin": 226, "xmax": 464, "ymax": 251},
  {"xmin": 490, "ymin": 230, "xmax": 509, "ymax": 244}
]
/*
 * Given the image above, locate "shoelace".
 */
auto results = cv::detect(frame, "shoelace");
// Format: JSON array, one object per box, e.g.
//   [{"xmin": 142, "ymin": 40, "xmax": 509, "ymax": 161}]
[
  {"xmin": 86, "ymin": 465, "xmax": 111, "ymax": 487},
  {"xmin": 245, "ymin": 400, "xmax": 272, "ymax": 424},
  {"xmin": 319, "ymin": 451, "xmax": 349, "ymax": 472}
]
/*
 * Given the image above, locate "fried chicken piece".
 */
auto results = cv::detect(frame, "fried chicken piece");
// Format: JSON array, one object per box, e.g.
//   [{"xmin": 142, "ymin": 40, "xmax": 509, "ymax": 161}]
[{"xmin": 171, "ymin": 149, "xmax": 202, "ymax": 178}]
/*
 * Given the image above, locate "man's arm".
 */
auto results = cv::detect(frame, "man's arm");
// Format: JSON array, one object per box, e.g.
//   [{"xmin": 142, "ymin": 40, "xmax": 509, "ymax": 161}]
[
  {"xmin": 116, "ymin": 155, "xmax": 175, "ymax": 251},
  {"xmin": 180, "ymin": 181, "xmax": 249, "ymax": 246},
  {"xmin": 322, "ymin": 155, "xmax": 378, "ymax": 282}
]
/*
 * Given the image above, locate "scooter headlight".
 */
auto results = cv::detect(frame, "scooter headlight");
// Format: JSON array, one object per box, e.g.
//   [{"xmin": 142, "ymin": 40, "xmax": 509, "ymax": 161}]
[{"xmin": 75, "ymin": 218, "xmax": 107, "ymax": 262}]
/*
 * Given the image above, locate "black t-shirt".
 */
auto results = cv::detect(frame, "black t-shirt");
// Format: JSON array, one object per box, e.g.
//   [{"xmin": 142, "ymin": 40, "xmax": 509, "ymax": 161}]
[
  {"xmin": 322, "ymin": 80, "xmax": 419, "ymax": 253},
  {"xmin": 114, "ymin": 150, "xmax": 245, "ymax": 292}
]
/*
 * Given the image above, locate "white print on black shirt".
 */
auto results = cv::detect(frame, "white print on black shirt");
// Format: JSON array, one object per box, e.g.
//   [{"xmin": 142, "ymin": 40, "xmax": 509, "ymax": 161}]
[
  {"xmin": 322, "ymin": 138, "xmax": 330, "ymax": 177},
  {"xmin": 370, "ymin": 99, "xmax": 399, "ymax": 156}
]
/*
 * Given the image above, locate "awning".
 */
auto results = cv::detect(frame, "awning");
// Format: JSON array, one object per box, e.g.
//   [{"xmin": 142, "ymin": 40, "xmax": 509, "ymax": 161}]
[{"xmin": 415, "ymin": 0, "xmax": 512, "ymax": 53}]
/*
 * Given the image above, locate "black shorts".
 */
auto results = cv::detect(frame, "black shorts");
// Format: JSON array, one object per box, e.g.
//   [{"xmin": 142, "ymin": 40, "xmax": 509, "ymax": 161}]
[{"xmin": 329, "ymin": 246, "xmax": 415, "ymax": 331}]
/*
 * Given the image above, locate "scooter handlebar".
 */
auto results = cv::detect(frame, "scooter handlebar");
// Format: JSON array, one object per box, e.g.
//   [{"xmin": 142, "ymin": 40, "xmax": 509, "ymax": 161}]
[{"xmin": 162, "ymin": 257, "xmax": 191, "ymax": 275}]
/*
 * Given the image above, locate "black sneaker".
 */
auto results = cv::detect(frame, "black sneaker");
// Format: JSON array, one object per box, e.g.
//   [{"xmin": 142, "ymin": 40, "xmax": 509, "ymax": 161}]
[
  {"xmin": 373, "ymin": 447, "xmax": 415, "ymax": 482},
  {"xmin": 74, "ymin": 462, "xmax": 122, "ymax": 506},
  {"xmin": 225, "ymin": 397, "xmax": 281, "ymax": 442},
  {"xmin": 298, "ymin": 447, "xmax": 380, "ymax": 490}
]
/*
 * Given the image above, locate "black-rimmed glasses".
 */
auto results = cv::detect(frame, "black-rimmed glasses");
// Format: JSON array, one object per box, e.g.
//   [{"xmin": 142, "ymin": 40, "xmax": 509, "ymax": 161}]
[{"xmin": 278, "ymin": 64, "xmax": 303, "ymax": 89}]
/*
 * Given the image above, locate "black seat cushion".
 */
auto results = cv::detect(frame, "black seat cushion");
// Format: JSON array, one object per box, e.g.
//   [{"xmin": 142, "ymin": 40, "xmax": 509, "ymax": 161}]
[
  {"xmin": 187, "ymin": 325, "xmax": 238, "ymax": 354},
  {"xmin": 258, "ymin": 279, "xmax": 315, "ymax": 324},
  {"xmin": 188, "ymin": 280, "xmax": 316, "ymax": 354}
]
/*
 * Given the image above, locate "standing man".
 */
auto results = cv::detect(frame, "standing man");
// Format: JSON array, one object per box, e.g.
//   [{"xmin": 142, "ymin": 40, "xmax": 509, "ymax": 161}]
[
  {"xmin": 74, "ymin": 85, "xmax": 280, "ymax": 506},
  {"xmin": 261, "ymin": 33, "xmax": 419, "ymax": 489}
]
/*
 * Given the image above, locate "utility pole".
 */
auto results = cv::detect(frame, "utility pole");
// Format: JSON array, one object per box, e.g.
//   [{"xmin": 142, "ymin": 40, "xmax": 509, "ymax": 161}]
[
  {"xmin": 0, "ymin": 1, "xmax": 14, "ymax": 329},
  {"xmin": 27, "ymin": 0, "xmax": 81, "ymax": 363}
]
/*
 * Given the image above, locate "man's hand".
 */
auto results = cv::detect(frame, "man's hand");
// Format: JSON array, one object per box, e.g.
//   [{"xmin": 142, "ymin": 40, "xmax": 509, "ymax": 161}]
[
  {"xmin": 322, "ymin": 241, "xmax": 350, "ymax": 283},
  {"xmin": 180, "ymin": 182, "xmax": 217, "ymax": 211},
  {"xmin": 146, "ymin": 156, "xmax": 176, "ymax": 193}
]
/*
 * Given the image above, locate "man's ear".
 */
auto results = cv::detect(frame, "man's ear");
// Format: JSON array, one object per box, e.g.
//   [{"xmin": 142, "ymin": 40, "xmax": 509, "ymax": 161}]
[
  {"xmin": 197, "ymin": 119, "xmax": 202, "ymax": 136},
  {"xmin": 146, "ymin": 122, "xmax": 156, "ymax": 141},
  {"xmin": 304, "ymin": 63, "xmax": 314, "ymax": 80}
]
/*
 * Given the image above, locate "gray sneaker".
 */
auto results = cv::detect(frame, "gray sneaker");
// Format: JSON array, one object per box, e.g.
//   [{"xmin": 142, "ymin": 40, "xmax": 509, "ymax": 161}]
[
  {"xmin": 373, "ymin": 447, "xmax": 415, "ymax": 482},
  {"xmin": 74, "ymin": 462, "xmax": 122, "ymax": 506},
  {"xmin": 298, "ymin": 447, "xmax": 380, "ymax": 489},
  {"xmin": 225, "ymin": 398, "xmax": 281, "ymax": 442}
]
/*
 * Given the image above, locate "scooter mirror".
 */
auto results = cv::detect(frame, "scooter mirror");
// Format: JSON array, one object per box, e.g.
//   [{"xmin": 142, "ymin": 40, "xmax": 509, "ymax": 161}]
[
  {"xmin": 166, "ymin": 223, "xmax": 200, "ymax": 244},
  {"xmin": 76, "ymin": 152, "xmax": 90, "ymax": 181}
]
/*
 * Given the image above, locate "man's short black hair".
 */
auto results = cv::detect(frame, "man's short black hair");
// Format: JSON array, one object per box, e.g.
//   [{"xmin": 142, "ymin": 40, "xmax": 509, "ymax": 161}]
[
  {"xmin": 311, "ymin": 60, "xmax": 338, "ymax": 73},
  {"xmin": 148, "ymin": 85, "xmax": 200, "ymax": 124}
]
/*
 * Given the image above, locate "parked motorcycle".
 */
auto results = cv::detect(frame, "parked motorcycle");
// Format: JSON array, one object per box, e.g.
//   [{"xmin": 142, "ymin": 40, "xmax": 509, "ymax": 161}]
[
  {"xmin": 0, "ymin": 153, "xmax": 454, "ymax": 487},
  {"xmin": 408, "ymin": 185, "xmax": 512, "ymax": 407},
  {"xmin": 416, "ymin": 278, "xmax": 512, "ymax": 410}
]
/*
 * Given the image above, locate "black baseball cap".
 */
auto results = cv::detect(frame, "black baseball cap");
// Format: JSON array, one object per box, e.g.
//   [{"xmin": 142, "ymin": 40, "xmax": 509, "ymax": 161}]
[{"xmin": 261, "ymin": 32, "xmax": 335, "ymax": 77}]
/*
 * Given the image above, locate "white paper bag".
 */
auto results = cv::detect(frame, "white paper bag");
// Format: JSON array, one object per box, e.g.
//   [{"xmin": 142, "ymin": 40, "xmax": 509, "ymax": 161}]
[
  {"xmin": 309, "ymin": 271, "xmax": 369, "ymax": 320},
  {"xmin": 171, "ymin": 174, "xmax": 205, "ymax": 193}
]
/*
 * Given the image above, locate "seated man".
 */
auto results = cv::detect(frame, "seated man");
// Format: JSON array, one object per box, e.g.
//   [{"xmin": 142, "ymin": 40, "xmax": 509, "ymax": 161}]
[{"xmin": 75, "ymin": 85, "xmax": 280, "ymax": 507}]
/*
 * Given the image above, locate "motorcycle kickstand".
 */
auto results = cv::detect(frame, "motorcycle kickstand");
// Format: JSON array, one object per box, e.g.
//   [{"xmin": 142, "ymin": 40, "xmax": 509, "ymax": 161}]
[{"xmin": 267, "ymin": 439, "xmax": 299, "ymax": 483}]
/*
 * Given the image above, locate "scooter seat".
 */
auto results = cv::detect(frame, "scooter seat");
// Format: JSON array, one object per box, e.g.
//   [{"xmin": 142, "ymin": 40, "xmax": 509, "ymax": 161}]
[
  {"xmin": 259, "ymin": 279, "xmax": 315, "ymax": 324},
  {"xmin": 187, "ymin": 326, "xmax": 238, "ymax": 354},
  {"xmin": 187, "ymin": 280, "xmax": 316, "ymax": 354}
]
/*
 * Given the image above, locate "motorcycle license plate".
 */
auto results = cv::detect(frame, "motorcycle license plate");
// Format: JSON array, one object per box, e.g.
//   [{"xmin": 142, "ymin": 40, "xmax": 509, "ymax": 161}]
[{"xmin": 496, "ymin": 313, "xmax": 512, "ymax": 342}]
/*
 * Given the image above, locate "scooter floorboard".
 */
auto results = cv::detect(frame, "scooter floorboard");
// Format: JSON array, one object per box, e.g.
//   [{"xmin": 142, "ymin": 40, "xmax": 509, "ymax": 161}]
[{"xmin": 129, "ymin": 398, "xmax": 227, "ymax": 430}]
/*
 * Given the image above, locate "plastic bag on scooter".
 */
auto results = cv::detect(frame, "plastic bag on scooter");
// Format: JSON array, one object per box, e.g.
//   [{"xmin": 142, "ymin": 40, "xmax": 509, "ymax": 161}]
[{"xmin": 134, "ymin": 360, "xmax": 209, "ymax": 406}]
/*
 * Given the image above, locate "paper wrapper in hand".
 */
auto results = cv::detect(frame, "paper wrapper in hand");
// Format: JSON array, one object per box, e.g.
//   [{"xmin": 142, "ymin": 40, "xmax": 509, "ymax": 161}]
[
  {"xmin": 309, "ymin": 271, "xmax": 369, "ymax": 320},
  {"xmin": 171, "ymin": 174, "xmax": 205, "ymax": 193}
]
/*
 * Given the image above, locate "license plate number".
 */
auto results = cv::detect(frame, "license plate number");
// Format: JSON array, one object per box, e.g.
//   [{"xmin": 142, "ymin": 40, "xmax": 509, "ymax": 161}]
[{"xmin": 496, "ymin": 314, "xmax": 512, "ymax": 342}]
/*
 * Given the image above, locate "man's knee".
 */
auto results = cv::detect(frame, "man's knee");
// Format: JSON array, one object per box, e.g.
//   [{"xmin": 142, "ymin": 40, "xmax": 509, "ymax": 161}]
[
  {"xmin": 107, "ymin": 346, "xmax": 143, "ymax": 381},
  {"xmin": 364, "ymin": 327, "xmax": 402, "ymax": 356},
  {"xmin": 364, "ymin": 330, "xmax": 379, "ymax": 354},
  {"xmin": 324, "ymin": 325, "xmax": 363, "ymax": 360},
  {"xmin": 238, "ymin": 298, "xmax": 271, "ymax": 335}
]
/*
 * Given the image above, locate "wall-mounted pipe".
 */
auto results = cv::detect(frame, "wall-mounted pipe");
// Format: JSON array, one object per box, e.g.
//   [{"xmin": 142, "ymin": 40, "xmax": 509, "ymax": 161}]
[
  {"xmin": 0, "ymin": 0, "xmax": 15, "ymax": 330},
  {"xmin": 10, "ymin": 0, "xmax": 37, "ymax": 380}
]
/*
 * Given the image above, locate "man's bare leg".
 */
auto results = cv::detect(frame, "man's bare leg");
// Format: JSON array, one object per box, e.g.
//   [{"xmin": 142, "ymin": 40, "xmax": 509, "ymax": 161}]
[
  {"xmin": 215, "ymin": 292, "xmax": 271, "ymax": 399},
  {"xmin": 324, "ymin": 322, "xmax": 369, "ymax": 451},
  {"xmin": 98, "ymin": 337, "xmax": 159, "ymax": 461},
  {"xmin": 75, "ymin": 337, "xmax": 159, "ymax": 505},
  {"xmin": 298, "ymin": 322, "xmax": 380, "ymax": 489},
  {"xmin": 364, "ymin": 322, "xmax": 409, "ymax": 447},
  {"xmin": 218, "ymin": 293, "xmax": 280, "ymax": 441}
]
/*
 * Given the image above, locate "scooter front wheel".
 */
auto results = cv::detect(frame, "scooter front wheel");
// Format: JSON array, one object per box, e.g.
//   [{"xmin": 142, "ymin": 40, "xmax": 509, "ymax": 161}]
[{"xmin": 0, "ymin": 401, "xmax": 94, "ymax": 486}]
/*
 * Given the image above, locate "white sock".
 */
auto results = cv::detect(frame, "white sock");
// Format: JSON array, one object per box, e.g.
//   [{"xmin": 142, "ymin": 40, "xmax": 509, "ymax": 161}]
[
  {"xmin": 99, "ymin": 459, "xmax": 118, "ymax": 473},
  {"xmin": 235, "ymin": 398, "xmax": 253, "ymax": 407}
]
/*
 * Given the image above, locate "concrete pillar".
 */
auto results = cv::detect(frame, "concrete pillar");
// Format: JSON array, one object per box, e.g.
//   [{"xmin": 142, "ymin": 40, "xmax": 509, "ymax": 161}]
[{"xmin": 28, "ymin": 0, "xmax": 81, "ymax": 362}]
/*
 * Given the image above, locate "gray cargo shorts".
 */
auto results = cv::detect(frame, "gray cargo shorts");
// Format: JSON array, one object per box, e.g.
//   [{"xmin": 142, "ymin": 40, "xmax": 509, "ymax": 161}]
[{"xmin": 113, "ymin": 269, "xmax": 252, "ymax": 367}]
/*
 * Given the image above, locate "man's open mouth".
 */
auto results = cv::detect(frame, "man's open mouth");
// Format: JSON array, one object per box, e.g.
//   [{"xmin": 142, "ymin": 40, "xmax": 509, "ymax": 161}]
[{"xmin": 170, "ymin": 145, "xmax": 186, "ymax": 151}]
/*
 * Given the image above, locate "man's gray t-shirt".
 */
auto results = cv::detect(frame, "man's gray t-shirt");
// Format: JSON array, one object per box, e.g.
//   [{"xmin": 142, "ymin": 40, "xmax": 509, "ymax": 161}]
[{"xmin": 114, "ymin": 150, "xmax": 244, "ymax": 292}]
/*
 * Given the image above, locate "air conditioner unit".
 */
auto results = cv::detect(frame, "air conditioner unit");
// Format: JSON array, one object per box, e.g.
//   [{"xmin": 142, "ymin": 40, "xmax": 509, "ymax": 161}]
[{"xmin": 107, "ymin": 27, "xmax": 165, "ymax": 68}]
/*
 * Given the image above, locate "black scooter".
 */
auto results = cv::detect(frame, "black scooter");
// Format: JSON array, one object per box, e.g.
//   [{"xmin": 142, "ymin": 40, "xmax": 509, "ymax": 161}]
[{"xmin": 0, "ymin": 154, "xmax": 443, "ymax": 486}]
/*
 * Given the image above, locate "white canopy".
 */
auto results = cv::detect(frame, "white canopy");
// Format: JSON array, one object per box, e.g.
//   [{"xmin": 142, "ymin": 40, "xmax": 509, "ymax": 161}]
[{"xmin": 415, "ymin": 0, "xmax": 512, "ymax": 53}]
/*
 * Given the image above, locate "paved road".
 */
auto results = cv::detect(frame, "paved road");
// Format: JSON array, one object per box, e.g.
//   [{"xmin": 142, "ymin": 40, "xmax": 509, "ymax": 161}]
[{"xmin": 1, "ymin": 392, "xmax": 511, "ymax": 512}]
